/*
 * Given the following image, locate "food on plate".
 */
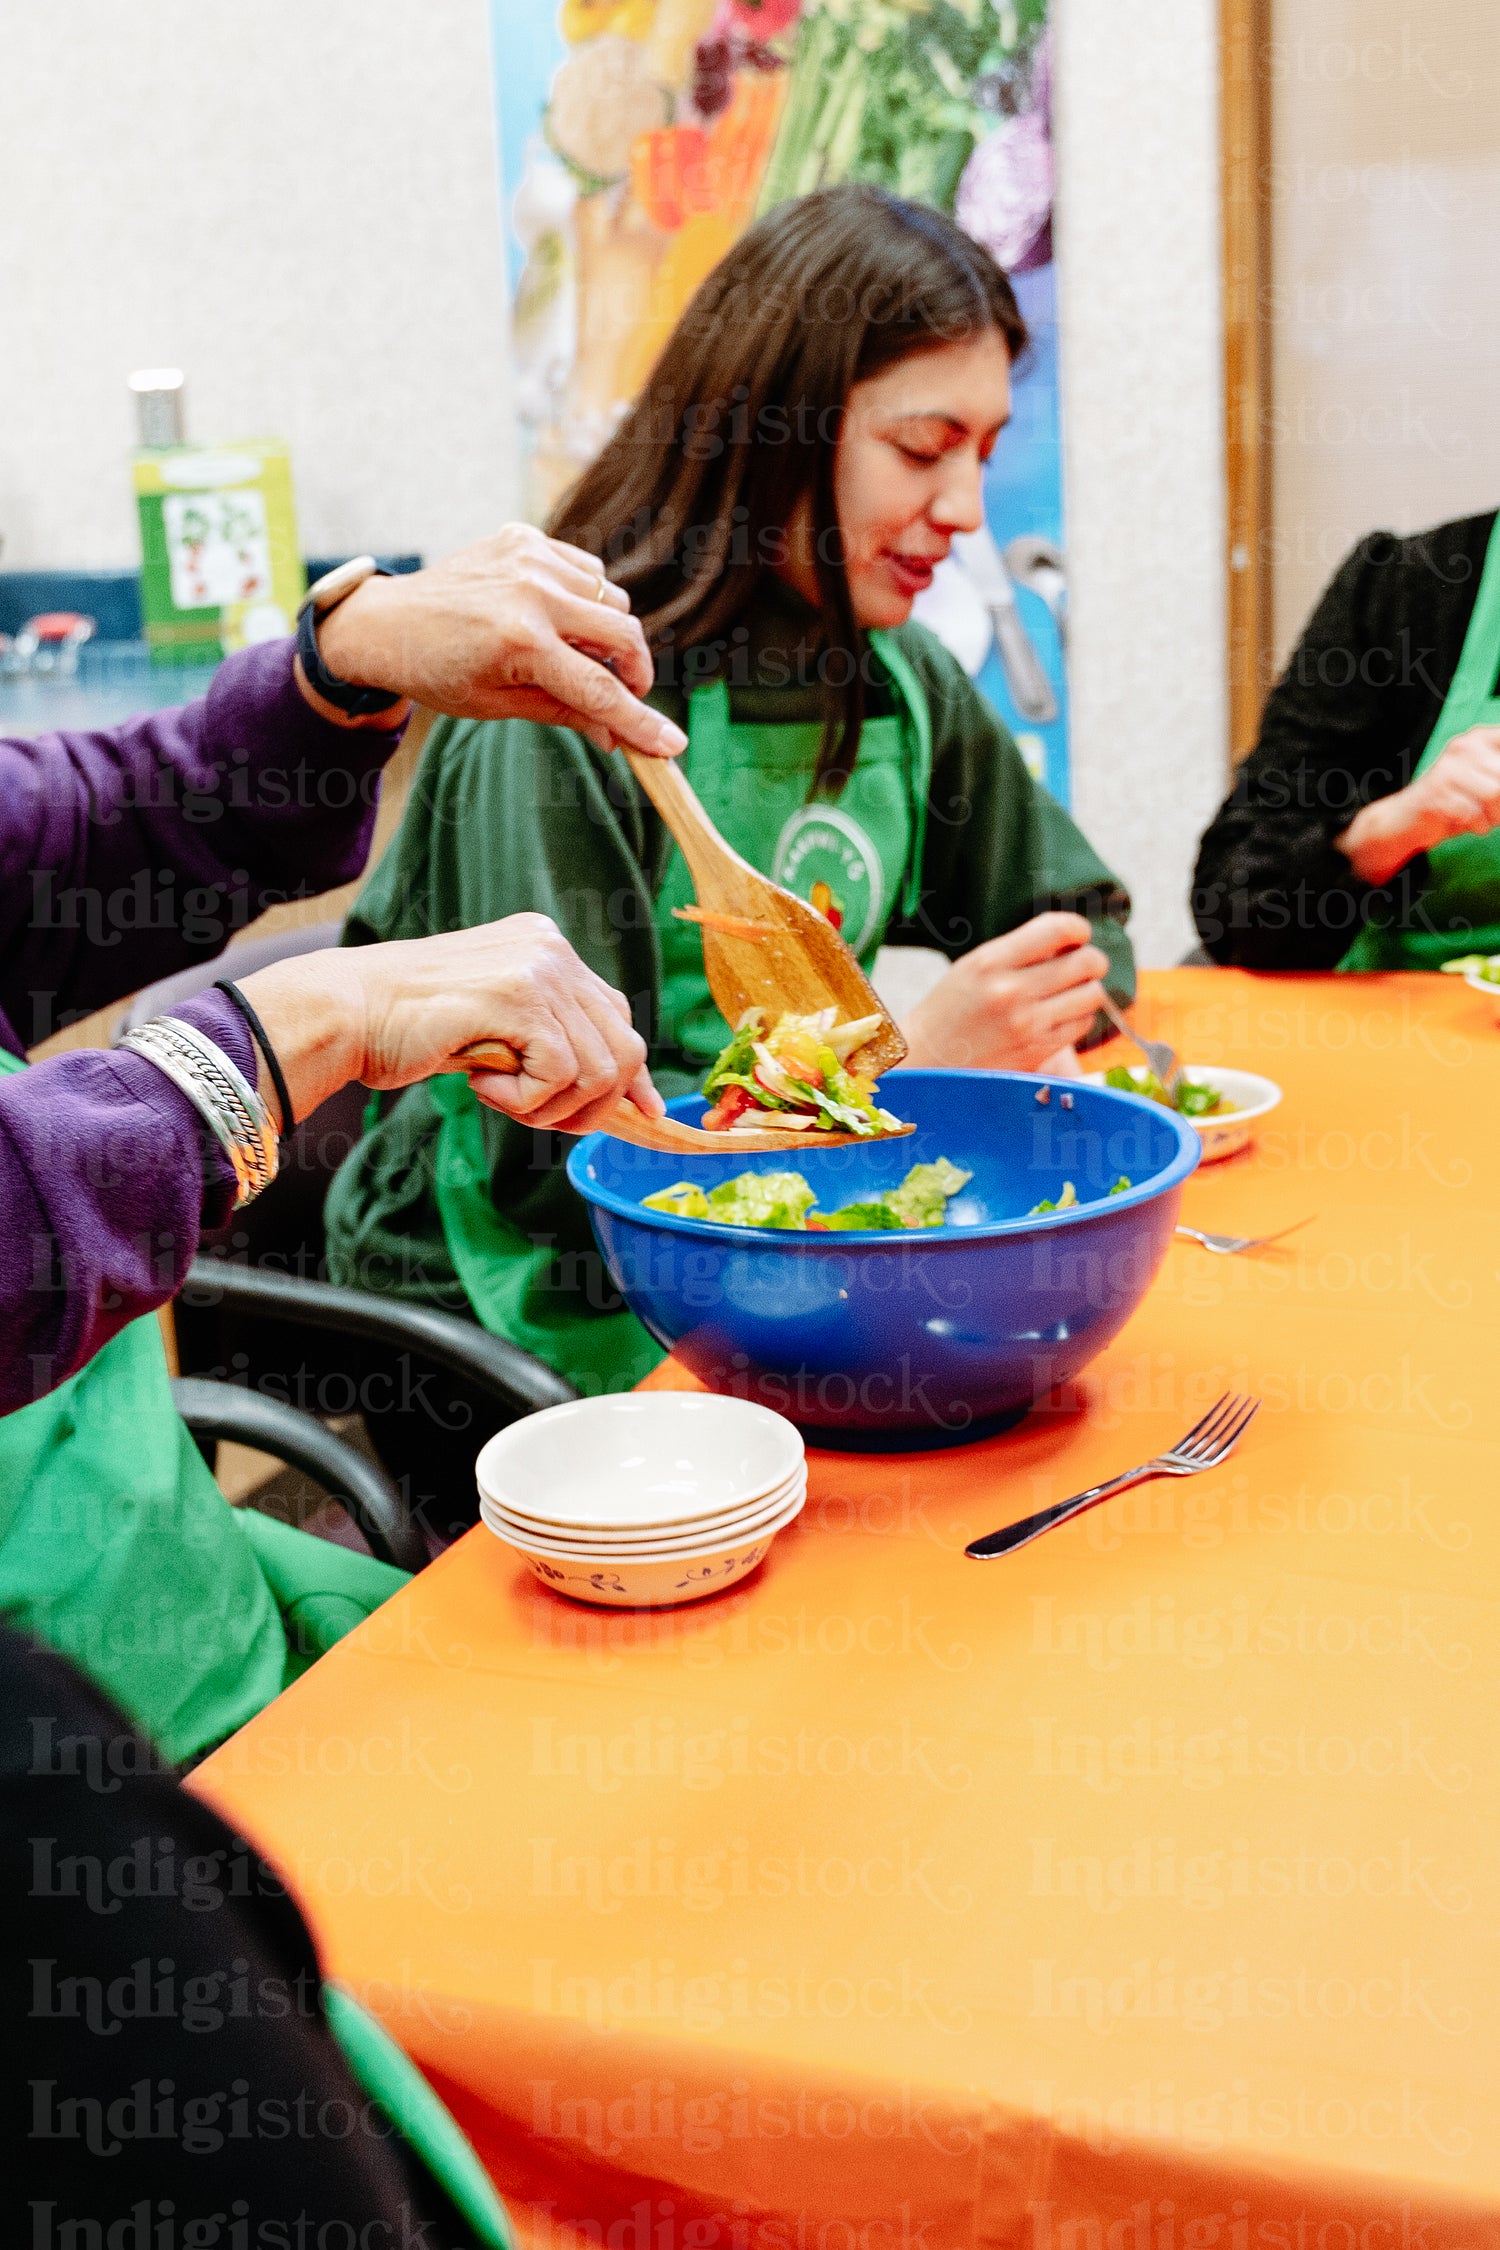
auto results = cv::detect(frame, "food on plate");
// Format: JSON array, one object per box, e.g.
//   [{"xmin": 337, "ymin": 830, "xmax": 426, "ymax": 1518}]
[
  {"xmin": 1442, "ymin": 953, "xmax": 1500, "ymax": 984},
  {"xmin": 1104, "ymin": 1064, "xmax": 1234, "ymax": 1120},
  {"xmin": 700, "ymin": 1006, "xmax": 905, "ymax": 1137},
  {"xmin": 642, "ymin": 1158, "xmax": 972, "ymax": 1233},
  {"xmin": 1029, "ymin": 1176, "xmax": 1132, "ymax": 1216}
]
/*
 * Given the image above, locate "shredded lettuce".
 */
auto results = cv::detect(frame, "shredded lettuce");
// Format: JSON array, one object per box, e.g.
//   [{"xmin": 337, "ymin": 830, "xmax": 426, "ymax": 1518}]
[
  {"xmin": 642, "ymin": 1159, "xmax": 970, "ymax": 1233},
  {"xmin": 1029, "ymin": 1175, "xmax": 1133, "ymax": 1215},
  {"xmin": 1105, "ymin": 1065, "xmax": 1232, "ymax": 1119},
  {"xmin": 881, "ymin": 1157, "xmax": 973, "ymax": 1228}
]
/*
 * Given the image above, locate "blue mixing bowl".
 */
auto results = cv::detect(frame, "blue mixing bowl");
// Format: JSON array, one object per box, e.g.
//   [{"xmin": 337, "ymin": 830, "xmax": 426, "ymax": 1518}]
[{"xmin": 568, "ymin": 1070, "xmax": 1200, "ymax": 1444}]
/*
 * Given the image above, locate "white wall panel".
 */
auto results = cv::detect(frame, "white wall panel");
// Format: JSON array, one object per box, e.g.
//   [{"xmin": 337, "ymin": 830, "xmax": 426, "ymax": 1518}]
[
  {"xmin": 0, "ymin": 0, "xmax": 518, "ymax": 569},
  {"xmin": 1054, "ymin": 0, "xmax": 1230, "ymax": 966}
]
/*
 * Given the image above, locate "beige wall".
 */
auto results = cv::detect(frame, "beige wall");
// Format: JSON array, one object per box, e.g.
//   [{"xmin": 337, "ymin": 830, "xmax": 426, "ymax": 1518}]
[
  {"xmin": 0, "ymin": 0, "xmax": 518, "ymax": 571},
  {"xmin": 1054, "ymin": 0, "xmax": 1230, "ymax": 967},
  {"xmin": 1269, "ymin": 0, "xmax": 1500, "ymax": 661}
]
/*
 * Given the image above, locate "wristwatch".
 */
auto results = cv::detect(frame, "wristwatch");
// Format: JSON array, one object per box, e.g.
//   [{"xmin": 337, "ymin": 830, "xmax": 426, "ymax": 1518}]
[{"xmin": 296, "ymin": 554, "xmax": 404, "ymax": 717}]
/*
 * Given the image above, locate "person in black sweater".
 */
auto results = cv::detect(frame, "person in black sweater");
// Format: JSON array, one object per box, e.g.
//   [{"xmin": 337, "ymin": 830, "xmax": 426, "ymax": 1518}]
[
  {"xmin": 1193, "ymin": 510, "xmax": 1500, "ymax": 968},
  {"xmin": 0, "ymin": 1624, "xmax": 510, "ymax": 2248}
]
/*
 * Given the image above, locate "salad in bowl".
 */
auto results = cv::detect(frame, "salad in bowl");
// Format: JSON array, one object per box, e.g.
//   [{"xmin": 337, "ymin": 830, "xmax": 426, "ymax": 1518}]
[{"xmin": 700, "ymin": 1007, "xmax": 904, "ymax": 1138}]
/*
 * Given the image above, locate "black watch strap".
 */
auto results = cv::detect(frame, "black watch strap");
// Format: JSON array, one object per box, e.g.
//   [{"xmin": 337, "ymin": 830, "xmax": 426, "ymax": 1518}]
[{"xmin": 296, "ymin": 567, "xmax": 403, "ymax": 718}]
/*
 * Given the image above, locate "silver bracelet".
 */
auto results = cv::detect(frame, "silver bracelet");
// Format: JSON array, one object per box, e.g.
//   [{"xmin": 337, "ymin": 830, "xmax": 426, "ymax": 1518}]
[{"xmin": 117, "ymin": 1014, "xmax": 280, "ymax": 1207}]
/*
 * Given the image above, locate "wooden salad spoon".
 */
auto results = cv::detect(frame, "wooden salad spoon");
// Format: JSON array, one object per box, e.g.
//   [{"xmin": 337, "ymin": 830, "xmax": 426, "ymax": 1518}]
[{"xmin": 451, "ymin": 1038, "xmax": 914, "ymax": 1154}]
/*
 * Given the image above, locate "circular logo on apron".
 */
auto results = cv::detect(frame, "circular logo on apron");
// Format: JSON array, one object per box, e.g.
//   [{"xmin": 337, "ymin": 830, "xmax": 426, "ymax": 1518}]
[{"xmin": 772, "ymin": 804, "xmax": 885, "ymax": 956}]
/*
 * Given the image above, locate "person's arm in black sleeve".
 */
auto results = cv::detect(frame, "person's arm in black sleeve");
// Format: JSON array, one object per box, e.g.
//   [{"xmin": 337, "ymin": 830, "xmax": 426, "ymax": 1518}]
[
  {"xmin": 0, "ymin": 1625, "xmax": 504, "ymax": 2248},
  {"xmin": 1191, "ymin": 515, "xmax": 1491, "ymax": 968}
]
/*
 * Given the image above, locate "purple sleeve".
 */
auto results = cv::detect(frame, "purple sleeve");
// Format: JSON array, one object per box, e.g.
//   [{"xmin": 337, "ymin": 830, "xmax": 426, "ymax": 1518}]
[
  {"xmin": 0, "ymin": 638, "xmax": 405, "ymax": 1051},
  {"xmin": 0, "ymin": 988, "xmax": 259, "ymax": 1412}
]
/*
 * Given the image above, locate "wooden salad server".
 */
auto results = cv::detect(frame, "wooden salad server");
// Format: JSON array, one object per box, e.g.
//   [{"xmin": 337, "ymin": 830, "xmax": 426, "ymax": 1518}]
[
  {"xmin": 621, "ymin": 745, "xmax": 908, "ymax": 1076},
  {"xmin": 452, "ymin": 1038, "xmax": 914, "ymax": 1154}
]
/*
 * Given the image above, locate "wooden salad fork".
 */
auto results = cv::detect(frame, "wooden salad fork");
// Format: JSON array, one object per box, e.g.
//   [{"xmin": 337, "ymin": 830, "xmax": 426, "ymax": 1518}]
[{"xmin": 456, "ymin": 745, "xmax": 916, "ymax": 1152}]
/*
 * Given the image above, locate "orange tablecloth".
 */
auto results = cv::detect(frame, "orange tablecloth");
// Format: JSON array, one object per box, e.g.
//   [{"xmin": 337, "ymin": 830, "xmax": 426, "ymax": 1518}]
[{"xmin": 194, "ymin": 971, "xmax": 1500, "ymax": 2246}]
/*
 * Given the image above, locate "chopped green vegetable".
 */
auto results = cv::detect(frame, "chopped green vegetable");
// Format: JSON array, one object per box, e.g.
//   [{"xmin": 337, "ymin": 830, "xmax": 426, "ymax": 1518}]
[
  {"xmin": 641, "ymin": 1182, "xmax": 711, "ymax": 1219},
  {"xmin": 816, "ymin": 1201, "xmax": 905, "ymax": 1231},
  {"xmin": 708, "ymin": 1172, "xmax": 819, "ymax": 1230},
  {"xmin": 1443, "ymin": 953, "xmax": 1500, "ymax": 984},
  {"xmin": 641, "ymin": 1159, "xmax": 971, "ymax": 1233},
  {"xmin": 1105, "ymin": 1064, "xmax": 1233, "ymax": 1119},
  {"xmin": 1028, "ymin": 1175, "xmax": 1132, "ymax": 1215},
  {"xmin": 881, "ymin": 1157, "xmax": 973, "ymax": 1229}
]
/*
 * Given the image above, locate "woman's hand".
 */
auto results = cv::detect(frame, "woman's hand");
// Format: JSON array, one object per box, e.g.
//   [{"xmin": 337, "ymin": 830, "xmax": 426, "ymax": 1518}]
[
  {"xmin": 1337, "ymin": 726, "xmax": 1500, "ymax": 887},
  {"xmin": 302, "ymin": 525, "xmax": 688, "ymax": 760},
  {"xmin": 897, "ymin": 912, "xmax": 1109, "ymax": 1074},
  {"xmin": 236, "ymin": 915, "xmax": 664, "ymax": 1136}
]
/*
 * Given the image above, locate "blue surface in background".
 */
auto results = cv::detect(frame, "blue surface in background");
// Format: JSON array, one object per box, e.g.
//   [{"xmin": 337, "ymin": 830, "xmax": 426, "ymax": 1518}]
[
  {"xmin": 490, "ymin": 0, "xmax": 564, "ymax": 289},
  {"xmin": 976, "ymin": 260, "xmax": 1070, "ymax": 806},
  {"xmin": 0, "ymin": 557, "xmax": 421, "ymax": 641},
  {"xmin": 0, "ymin": 557, "xmax": 422, "ymax": 733}
]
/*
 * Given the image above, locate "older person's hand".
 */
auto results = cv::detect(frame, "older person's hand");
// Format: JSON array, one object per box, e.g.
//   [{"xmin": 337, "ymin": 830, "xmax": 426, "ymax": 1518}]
[
  {"xmin": 298, "ymin": 525, "xmax": 687, "ymax": 760},
  {"xmin": 1337, "ymin": 725, "xmax": 1500, "ymax": 886},
  {"xmin": 237, "ymin": 915, "xmax": 664, "ymax": 1137}
]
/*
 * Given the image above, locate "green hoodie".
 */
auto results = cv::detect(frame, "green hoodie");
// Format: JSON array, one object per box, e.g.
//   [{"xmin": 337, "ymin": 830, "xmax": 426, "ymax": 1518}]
[{"xmin": 326, "ymin": 591, "xmax": 1133, "ymax": 1391}]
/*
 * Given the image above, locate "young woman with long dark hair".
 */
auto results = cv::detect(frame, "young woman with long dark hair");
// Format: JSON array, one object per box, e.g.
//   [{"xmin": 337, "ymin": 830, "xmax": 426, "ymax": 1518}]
[{"xmin": 327, "ymin": 185, "xmax": 1135, "ymax": 1465}]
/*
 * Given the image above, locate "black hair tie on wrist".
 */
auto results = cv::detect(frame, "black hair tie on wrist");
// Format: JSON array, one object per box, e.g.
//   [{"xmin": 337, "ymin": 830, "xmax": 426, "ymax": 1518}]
[{"xmin": 214, "ymin": 980, "xmax": 296, "ymax": 1135}]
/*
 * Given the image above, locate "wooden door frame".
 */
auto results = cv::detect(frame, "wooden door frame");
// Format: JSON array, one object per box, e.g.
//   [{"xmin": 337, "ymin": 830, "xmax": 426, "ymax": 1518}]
[{"xmin": 1220, "ymin": 0, "xmax": 1273, "ymax": 765}]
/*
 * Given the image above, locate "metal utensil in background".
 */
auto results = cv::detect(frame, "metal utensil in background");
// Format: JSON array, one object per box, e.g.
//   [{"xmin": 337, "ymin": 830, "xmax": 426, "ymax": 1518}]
[
  {"xmin": 1003, "ymin": 533, "xmax": 1068, "ymax": 657},
  {"xmin": 1097, "ymin": 990, "xmax": 1182, "ymax": 1093},
  {"xmin": 965, "ymin": 1392, "xmax": 1261, "ymax": 1558},
  {"xmin": 1175, "ymin": 1218, "xmax": 1316, "ymax": 1256},
  {"xmin": 952, "ymin": 525, "xmax": 1058, "ymax": 724}
]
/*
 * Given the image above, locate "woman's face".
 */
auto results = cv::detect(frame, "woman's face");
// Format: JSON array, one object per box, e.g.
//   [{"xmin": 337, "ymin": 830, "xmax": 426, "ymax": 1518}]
[{"xmin": 782, "ymin": 330, "xmax": 1012, "ymax": 629}]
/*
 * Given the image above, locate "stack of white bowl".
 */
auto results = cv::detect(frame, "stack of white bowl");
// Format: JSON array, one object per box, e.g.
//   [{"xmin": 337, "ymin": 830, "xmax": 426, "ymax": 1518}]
[{"xmin": 475, "ymin": 1393, "xmax": 806, "ymax": 1608}]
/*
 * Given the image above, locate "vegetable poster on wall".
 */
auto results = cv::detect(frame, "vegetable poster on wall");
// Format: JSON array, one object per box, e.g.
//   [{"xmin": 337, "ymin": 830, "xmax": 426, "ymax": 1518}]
[{"xmin": 492, "ymin": 0, "xmax": 1070, "ymax": 801}]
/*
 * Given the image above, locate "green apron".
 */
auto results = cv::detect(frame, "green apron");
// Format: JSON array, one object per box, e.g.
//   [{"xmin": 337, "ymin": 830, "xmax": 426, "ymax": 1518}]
[
  {"xmin": 1339, "ymin": 511, "xmax": 1500, "ymax": 970},
  {"xmin": 431, "ymin": 631, "xmax": 932, "ymax": 1386},
  {"xmin": 0, "ymin": 1049, "xmax": 408, "ymax": 1766},
  {"xmin": 324, "ymin": 1986, "xmax": 514, "ymax": 2248}
]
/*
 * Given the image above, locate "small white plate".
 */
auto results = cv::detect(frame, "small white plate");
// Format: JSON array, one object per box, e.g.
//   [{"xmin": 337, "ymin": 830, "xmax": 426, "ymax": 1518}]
[
  {"xmin": 484, "ymin": 1461, "xmax": 806, "ymax": 1541},
  {"xmin": 488, "ymin": 1486, "xmax": 807, "ymax": 1608},
  {"xmin": 1462, "ymin": 964, "xmax": 1500, "ymax": 1015},
  {"xmin": 475, "ymin": 1393, "xmax": 803, "ymax": 1533},
  {"xmin": 479, "ymin": 1470, "xmax": 807, "ymax": 1554},
  {"xmin": 1086, "ymin": 1064, "xmax": 1283, "ymax": 1163}
]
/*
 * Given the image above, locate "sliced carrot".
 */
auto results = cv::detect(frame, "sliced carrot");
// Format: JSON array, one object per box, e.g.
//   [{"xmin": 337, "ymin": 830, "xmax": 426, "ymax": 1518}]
[{"xmin": 672, "ymin": 904, "xmax": 776, "ymax": 941}]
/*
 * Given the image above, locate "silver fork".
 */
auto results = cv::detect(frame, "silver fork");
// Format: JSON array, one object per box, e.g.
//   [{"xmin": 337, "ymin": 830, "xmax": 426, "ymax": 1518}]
[
  {"xmin": 964, "ymin": 1392, "xmax": 1261, "ymax": 1559},
  {"xmin": 1097, "ymin": 991, "xmax": 1181, "ymax": 1092},
  {"xmin": 1175, "ymin": 1217, "xmax": 1316, "ymax": 1256}
]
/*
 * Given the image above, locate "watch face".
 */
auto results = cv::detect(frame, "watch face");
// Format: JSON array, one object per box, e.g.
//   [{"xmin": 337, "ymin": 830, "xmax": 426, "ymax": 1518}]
[{"xmin": 307, "ymin": 553, "xmax": 377, "ymax": 613}]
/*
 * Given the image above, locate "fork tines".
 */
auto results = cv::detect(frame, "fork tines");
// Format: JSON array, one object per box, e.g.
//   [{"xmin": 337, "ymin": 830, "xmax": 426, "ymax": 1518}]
[{"xmin": 1170, "ymin": 1391, "xmax": 1260, "ymax": 1465}]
